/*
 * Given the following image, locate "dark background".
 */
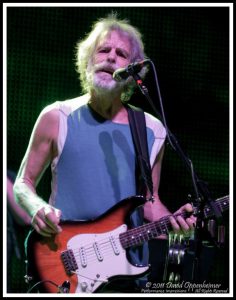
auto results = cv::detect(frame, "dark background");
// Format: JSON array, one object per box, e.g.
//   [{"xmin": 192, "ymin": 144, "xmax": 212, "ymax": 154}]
[{"xmin": 6, "ymin": 6, "xmax": 230, "ymax": 293}]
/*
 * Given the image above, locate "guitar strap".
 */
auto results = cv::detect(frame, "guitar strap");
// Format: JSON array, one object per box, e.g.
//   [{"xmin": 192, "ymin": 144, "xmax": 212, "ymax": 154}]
[{"xmin": 125, "ymin": 103, "xmax": 153, "ymax": 199}]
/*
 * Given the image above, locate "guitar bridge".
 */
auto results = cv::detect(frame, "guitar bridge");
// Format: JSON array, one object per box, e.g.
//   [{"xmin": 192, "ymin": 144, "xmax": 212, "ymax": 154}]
[{"xmin": 61, "ymin": 249, "xmax": 78, "ymax": 275}]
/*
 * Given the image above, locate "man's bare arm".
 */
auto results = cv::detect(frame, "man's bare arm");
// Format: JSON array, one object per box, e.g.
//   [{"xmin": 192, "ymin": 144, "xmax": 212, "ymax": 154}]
[{"xmin": 13, "ymin": 106, "xmax": 62, "ymax": 236}]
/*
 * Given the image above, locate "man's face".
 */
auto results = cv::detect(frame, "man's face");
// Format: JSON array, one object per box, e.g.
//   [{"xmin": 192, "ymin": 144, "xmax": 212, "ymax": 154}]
[{"xmin": 89, "ymin": 30, "xmax": 131, "ymax": 92}]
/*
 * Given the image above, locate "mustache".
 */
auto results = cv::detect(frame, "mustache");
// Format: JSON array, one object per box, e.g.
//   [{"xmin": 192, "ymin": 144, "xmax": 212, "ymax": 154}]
[{"xmin": 92, "ymin": 62, "xmax": 120, "ymax": 75}]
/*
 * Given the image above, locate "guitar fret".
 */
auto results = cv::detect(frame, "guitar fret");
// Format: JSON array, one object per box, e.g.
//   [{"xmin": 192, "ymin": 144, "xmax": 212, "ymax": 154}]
[
  {"xmin": 159, "ymin": 218, "xmax": 170, "ymax": 234},
  {"xmin": 147, "ymin": 223, "xmax": 158, "ymax": 238},
  {"xmin": 149, "ymin": 223, "xmax": 159, "ymax": 237},
  {"xmin": 131, "ymin": 228, "xmax": 143, "ymax": 245}
]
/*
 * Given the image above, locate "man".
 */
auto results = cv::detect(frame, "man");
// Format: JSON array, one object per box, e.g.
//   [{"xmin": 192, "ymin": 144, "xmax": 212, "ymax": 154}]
[{"xmin": 13, "ymin": 14, "xmax": 195, "ymax": 292}]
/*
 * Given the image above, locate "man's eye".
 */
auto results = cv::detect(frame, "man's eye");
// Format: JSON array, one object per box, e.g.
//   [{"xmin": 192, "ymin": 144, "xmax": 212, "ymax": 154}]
[
  {"xmin": 117, "ymin": 50, "xmax": 127, "ymax": 58},
  {"xmin": 99, "ymin": 48, "xmax": 109, "ymax": 53}
]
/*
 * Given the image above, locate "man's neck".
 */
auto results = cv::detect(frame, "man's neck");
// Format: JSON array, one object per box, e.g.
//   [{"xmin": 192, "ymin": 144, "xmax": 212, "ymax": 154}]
[{"xmin": 88, "ymin": 90, "xmax": 128, "ymax": 123}]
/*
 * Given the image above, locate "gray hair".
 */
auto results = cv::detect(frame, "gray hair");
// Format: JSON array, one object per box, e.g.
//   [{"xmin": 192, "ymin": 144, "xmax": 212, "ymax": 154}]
[{"xmin": 75, "ymin": 13, "xmax": 147, "ymax": 101}]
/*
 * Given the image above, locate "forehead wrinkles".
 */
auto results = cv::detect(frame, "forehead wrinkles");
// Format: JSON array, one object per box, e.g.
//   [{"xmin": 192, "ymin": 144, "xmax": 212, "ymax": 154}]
[{"xmin": 97, "ymin": 30, "xmax": 131, "ymax": 53}]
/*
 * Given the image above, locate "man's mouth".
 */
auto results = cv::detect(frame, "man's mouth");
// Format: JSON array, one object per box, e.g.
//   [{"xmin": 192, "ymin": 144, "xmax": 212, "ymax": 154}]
[{"xmin": 96, "ymin": 67, "xmax": 115, "ymax": 76}]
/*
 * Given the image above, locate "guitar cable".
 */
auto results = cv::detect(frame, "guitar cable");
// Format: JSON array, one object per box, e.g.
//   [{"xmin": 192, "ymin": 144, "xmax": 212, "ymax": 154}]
[
  {"xmin": 26, "ymin": 280, "xmax": 70, "ymax": 293},
  {"xmin": 26, "ymin": 280, "xmax": 58, "ymax": 293}
]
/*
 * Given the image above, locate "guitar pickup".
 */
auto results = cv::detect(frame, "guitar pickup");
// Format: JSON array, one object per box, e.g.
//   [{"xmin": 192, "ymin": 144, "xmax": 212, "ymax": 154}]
[
  {"xmin": 93, "ymin": 241, "xmax": 103, "ymax": 261},
  {"xmin": 109, "ymin": 235, "xmax": 120, "ymax": 255},
  {"xmin": 61, "ymin": 249, "xmax": 78, "ymax": 275},
  {"xmin": 79, "ymin": 247, "xmax": 87, "ymax": 267}
]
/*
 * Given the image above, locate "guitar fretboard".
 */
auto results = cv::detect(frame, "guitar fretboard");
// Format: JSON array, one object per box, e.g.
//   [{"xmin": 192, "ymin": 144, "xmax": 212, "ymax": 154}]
[{"xmin": 119, "ymin": 195, "xmax": 229, "ymax": 249}]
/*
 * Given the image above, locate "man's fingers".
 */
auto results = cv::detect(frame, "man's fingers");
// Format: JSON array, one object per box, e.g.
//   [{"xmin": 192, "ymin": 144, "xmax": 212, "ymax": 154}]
[
  {"xmin": 186, "ymin": 216, "xmax": 196, "ymax": 230},
  {"xmin": 170, "ymin": 203, "xmax": 196, "ymax": 234},
  {"xmin": 175, "ymin": 203, "xmax": 193, "ymax": 215},
  {"xmin": 169, "ymin": 214, "xmax": 195, "ymax": 235},
  {"xmin": 176, "ymin": 215, "xmax": 190, "ymax": 232},
  {"xmin": 183, "ymin": 203, "xmax": 193, "ymax": 212},
  {"xmin": 32, "ymin": 216, "xmax": 57, "ymax": 236},
  {"xmin": 33, "ymin": 223, "xmax": 52, "ymax": 237},
  {"xmin": 44, "ymin": 211, "xmax": 62, "ymax": 233},
  {"xmin": 169, "ymin": 216, "xmax": 180, "ymax": 233},
  {"xmin": 31, "ymin": 206, "xmax": 62, "ymax": 236}
]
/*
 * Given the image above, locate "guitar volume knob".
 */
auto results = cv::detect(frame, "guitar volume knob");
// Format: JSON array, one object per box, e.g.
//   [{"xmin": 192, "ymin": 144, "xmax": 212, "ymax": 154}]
[{"xmin": 80, "ymin": 281, "xmax": 88, "ymax": 291}]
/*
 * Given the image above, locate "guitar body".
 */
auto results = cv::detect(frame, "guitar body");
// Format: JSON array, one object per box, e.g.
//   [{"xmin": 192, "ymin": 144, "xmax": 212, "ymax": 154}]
[{"xmin": 26, "ymin": 196, "xmax": 149, "ymax": 293}]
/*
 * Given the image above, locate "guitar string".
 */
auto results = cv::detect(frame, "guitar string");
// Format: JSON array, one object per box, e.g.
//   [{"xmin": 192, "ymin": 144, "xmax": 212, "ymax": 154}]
[
  {"xmin": 70, "ymin": 235, "xmax": 123, "ymax": 255},
  {"xmin": 72, "ymin": 243, "xmax": 119, "ymax": 263},
  {"xmin": 78, "ymin": 240, "xmax": 148, "ymax": 265},
  {"xmin": 74, "ymin": 236, "xmax": 119, "ymax": 253},
  {"xmin": 71, "ymin": 236, "xmax": 120, "ymax": 252}
]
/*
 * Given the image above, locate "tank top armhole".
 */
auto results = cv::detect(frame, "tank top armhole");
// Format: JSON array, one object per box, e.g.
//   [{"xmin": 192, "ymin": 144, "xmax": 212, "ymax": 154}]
[
  {"xmin": 144, "ymin": 112, "xmax": 167, "ymax": 168},
  {"xmin": 51, "ymin": 101, "xmax": 70, "ymax": 171},
  {"xmin": 50, "ymin": 96, "xmax": 89, "ymax": 171}
]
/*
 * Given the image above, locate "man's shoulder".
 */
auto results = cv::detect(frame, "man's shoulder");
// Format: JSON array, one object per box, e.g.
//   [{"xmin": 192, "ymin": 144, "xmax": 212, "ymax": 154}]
[
  {"xmin": 144, "ymin": 111, "xmax": 163, "ymax": 126},
  {"xmin": 42, "ymin": 94, "xmax": 89, "ymax": 116},
  {"xmin": 144, "ymin": 111, "xmax": 166, "ymax": 138}
]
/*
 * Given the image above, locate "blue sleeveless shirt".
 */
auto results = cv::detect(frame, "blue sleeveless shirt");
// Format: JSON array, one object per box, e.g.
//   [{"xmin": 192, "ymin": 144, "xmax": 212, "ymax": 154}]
[{"xmin": 48, "ymin": 96, "xmax": 166, "ymax": 222}]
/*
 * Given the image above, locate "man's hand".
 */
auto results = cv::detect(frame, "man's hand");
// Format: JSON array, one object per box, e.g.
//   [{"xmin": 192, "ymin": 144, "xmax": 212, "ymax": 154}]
[
  {"xmin": 169, "ymin": 203, "xmax": 196, "ymax": 236},
  {"xmin": 31, "ymin": 206, "xmax": 62, "ymax": 237}
]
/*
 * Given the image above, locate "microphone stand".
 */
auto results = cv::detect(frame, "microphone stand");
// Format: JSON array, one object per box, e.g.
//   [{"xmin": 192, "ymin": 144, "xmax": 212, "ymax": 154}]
[{"xmin": 128, "ymin": 62, "xmax": 223, "ymax": 282}]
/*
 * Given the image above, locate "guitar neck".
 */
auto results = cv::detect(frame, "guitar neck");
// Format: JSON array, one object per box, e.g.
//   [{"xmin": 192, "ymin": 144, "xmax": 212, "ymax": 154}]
[{"xmin": 119, "ymin": 195, "xmax": 229, "ymax": 249}]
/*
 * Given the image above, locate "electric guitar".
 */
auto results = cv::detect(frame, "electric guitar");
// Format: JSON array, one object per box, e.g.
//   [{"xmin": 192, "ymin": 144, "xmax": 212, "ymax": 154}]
[{"xmin": 25, "ymin": 195, "xmax": 229, "ymax": 293}]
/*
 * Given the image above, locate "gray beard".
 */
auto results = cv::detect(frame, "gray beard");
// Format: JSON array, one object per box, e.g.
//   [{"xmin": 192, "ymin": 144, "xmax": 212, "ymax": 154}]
[{"xmin": 90, "ymin": 73, "xmax": 126, "ymax": 98}]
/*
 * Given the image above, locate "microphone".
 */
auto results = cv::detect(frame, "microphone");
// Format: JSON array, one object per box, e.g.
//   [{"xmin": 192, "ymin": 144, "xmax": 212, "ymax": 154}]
[{"xmin": 113, "ymin": 59, "xmax": 150, "ymax": 81}]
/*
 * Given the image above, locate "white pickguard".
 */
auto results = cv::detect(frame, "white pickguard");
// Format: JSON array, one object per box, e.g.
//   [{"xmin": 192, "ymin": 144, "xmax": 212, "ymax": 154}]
[{"xmin": 67, "ymin": 224, "xmax": 149, "ymax": 293}]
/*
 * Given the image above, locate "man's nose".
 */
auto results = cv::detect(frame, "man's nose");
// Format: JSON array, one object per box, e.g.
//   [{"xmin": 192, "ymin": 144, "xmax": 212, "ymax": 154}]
[{"xmin": 107, "ymin": 50, "xmax": 116, "ymax": 63}]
